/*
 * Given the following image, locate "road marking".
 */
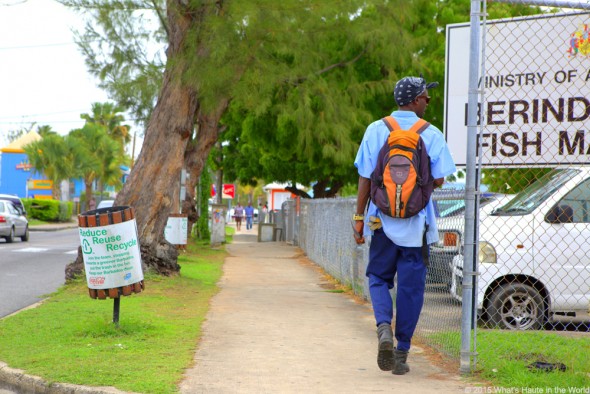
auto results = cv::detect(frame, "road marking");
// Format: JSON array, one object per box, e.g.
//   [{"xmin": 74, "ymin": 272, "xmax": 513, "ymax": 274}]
[
  {"xmin": 65, "ymin": 250, "xmax": 78, "ymax": 255},
  {"xmin": 14, "ymin": 247, "xmax": 49, "ymax": 253}
]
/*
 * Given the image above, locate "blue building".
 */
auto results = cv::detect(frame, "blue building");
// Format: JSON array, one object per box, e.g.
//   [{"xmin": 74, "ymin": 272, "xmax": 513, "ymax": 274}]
[
  {"xmin": 0, "ymin": 131, "xmax": 52, "ymax": 199},
  {"xmin": 1, "ymin": 131, "xmax": 130, "ymax": 201}
]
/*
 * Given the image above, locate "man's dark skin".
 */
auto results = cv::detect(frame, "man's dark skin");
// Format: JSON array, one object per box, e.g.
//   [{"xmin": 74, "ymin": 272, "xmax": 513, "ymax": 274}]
[{"xmin": 353, "ymin": 88, "xmax": 444, "ymax": 244}]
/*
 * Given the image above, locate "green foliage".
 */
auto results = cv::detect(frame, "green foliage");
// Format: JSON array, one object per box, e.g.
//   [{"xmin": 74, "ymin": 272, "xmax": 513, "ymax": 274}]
[
  {"xmin": 81, "ymin": 102, "xmax": 132, "ymax": 154},
  {"xmin": 23, "ymin": 133, "xmax": 76, "ymax": 198},
  {"xmin": 22, "ymin": 198, "xmax": 33, "ymax": 215},
  {"xmin": 58, "ymin": 0, "xmax": 166, "ymax": 130},
  {"xmin": 58, "ymin": 0, "xmax": 548, "ymax": 200},
  {"xmin": 22, "ymin": 199, "xmax": 73, "ymax": 222},
  {"xmin": 59, "ymin": 0, "xmax": 434, "ymax": 198},
  {"xmin": 215, "ymin": 0, "xmax": 466, "ymax": 195},
  {"xmin": 58, "ymin": 201, "xmax": 74, "ymax": 222},
  {"xmin": 22, "ymin": 114, "xmax": 127, "ymax": 201},
  {"xmin": 26, "ymin": 199, "xmax": 60, "ymax": 222},
  {"xmin": 482, "ymin": 168, "xmax": 552, "ymax": 194},
  {"xmin": 338, "ymin": 183, "xmax": 359, "ymax": 198},
  {"xmin": 68, "ymin": 122, "xmax": 126, "ymax": 196},
  {"xmin": 196, "ymin": 160, "xmax": 212, "ymax": 241}
]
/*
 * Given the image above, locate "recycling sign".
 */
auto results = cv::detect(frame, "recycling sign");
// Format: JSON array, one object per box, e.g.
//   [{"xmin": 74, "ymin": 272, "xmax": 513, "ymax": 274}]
[
  {"xmin": 79, "ymin": 219, "xmax": 144, "ymax": 289},
  {"xmin": 164, "ymin": 215, "xmax": 188, "ymax": 245}
]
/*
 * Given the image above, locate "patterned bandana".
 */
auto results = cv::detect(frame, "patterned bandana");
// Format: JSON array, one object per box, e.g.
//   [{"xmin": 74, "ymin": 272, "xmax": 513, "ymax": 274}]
[{"xmin": 394, "ymin": 74, "xmax": 439, "ymax": 107}]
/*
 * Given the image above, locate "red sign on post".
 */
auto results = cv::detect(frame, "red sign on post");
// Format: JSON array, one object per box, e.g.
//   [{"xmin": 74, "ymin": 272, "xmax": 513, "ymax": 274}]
[
  {"xmin": 222, "ymin": 184, "xmax": 235, "ymax": 199},
  {"xmin": 211, "ymin": 184, "xmax": 236, "ymax": 199}
]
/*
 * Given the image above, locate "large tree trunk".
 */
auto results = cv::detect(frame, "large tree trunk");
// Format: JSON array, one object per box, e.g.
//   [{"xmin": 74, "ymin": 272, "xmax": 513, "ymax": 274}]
[
  {"xmin": 66, "ymin": 2, "xmax": 199, "ymax": 280},
  {"xmin": 182, "ymin": 100, "xmax": 230, "ymax": 232}
]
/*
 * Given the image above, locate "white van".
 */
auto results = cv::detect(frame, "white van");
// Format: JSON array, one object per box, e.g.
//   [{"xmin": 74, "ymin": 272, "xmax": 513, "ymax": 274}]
[{"xmin": 450, "ymin": 167, "xmax": 590, "ymax": 330}]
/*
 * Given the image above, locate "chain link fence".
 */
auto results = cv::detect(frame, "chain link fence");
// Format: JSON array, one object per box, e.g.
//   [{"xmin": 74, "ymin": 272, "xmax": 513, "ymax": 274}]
[
  {"xmin": 290, "ymin": 195, "xmax": 464, "ymax": 363},
  {"xmin": 460, "ymin": 5, "xmax": 590, "ymax": 332}
]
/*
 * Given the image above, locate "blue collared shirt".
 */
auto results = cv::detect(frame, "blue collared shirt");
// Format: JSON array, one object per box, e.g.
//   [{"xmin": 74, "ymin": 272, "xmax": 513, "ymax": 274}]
[
  {"xmin": 354, "ymin": 110, "xmax": 456, "ymax": 247},
  {"xmin": 245, "ymin": 206, "xmax": 255, "ymax": 217}
]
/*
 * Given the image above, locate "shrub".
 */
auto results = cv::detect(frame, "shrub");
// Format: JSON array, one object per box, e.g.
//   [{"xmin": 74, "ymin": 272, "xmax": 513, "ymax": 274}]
[
  {"xmin": 22, "ymin": 198, "xmax": 33, "ymax": 215},
  {"xmin": 25, "ymin": 199, "xmax": 73, "ymax": 222},
  {"xmin": 58, "ymin": 201, "xmax": 73, "ymax": 222}
]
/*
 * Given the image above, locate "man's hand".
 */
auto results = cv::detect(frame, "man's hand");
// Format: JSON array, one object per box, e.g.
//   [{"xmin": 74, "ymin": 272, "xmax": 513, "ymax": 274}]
[{"xmin": 352, "ymin": 220, "xmax": 365, "ymax": 244}]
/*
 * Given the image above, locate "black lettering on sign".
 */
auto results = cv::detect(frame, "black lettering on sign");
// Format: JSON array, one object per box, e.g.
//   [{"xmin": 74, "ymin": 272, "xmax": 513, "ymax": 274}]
[{"xmin": 559, "ymin": 130, "xmax": 585, "ymax": 155}]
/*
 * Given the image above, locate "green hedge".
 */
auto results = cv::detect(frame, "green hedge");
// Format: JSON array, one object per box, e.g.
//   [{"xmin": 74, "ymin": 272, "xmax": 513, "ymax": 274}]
[{"xmin": 22, "ymin": 198, "xmax": 73, "ymax": 222}]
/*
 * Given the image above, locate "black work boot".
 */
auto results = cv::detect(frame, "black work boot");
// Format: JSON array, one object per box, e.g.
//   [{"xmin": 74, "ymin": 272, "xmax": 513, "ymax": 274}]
[
  {"xmin": 392, "ymin": 348, "xmax": 410, "ymax": 375},
  {"xmin": 376, "ymin": 323, "xmax": 394, "ymax": 371}
]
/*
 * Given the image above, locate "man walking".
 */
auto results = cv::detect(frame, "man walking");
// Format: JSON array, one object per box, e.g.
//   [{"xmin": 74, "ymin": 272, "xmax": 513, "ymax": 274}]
[
  {"xmin": 353, "ymin": 75, "xmax": 456, "ymax": 375},
  {"xmin": 245, "ymin": 202, "xmax": 255, "ymax": 230}
]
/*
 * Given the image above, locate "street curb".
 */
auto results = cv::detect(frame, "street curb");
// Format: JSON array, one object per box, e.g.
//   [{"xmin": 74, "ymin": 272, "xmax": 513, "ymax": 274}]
[
  {"xmin": 0, "ymin": 362, "xmax": 138, "ymax": 394},
  {"xmin": 29, "ymin": 225, "xmax": 78, "ymax": 232}
]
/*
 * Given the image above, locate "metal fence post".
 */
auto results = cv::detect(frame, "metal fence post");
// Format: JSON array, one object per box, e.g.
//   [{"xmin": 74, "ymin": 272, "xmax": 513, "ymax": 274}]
[{"xmin": 460, "ymin": 0, "xmax": 483, "ymax": 374}]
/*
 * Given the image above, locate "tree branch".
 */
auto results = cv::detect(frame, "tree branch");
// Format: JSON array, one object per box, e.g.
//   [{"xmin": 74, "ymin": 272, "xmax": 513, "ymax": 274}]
[
  {"xmin": 285, "ymin": 186, "xmax": 311, "ymax": 199},
  {"xmin": 150, "ymin": 0, "xmax": 169, "ymax": 39},
  {"xmin": 288, "ymin": 48, "xmax": 367, "ymax": 86}
]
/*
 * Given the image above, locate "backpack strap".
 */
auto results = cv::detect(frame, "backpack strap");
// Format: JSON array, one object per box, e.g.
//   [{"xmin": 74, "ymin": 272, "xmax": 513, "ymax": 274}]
[
  {"xmin": 409, "ymin": 119, "xmax": 431, "ymax": 134},
  {"xmin": 382, "ymin": 116, "xmax": 400, "ymax": 131},
  {"xmin": 382, "ymin": 116, "xmax": 431, "ymax": 134}
]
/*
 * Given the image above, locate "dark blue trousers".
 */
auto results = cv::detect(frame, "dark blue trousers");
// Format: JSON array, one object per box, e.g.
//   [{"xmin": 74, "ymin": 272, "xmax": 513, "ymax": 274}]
[{"xmin": 367, "ymin": 228, "xmax": 427, "ymax": 351}]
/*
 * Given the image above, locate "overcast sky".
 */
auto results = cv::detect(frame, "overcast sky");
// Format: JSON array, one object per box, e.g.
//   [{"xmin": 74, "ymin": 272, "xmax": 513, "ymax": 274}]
[{"xmin": 0, "ymin": 0, "xmax": 144, "ymax": 153}]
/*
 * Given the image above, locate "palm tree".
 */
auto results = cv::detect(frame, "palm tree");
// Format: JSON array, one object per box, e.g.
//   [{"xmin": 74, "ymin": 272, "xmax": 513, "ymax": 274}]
[
  {"xmin": 36, "ymin": 125, "xmax": 57, "ymax": 138},
  {"xmin": 69, "ymin": 123, "xmax": 125, "ymax": 202},
  {"xmin": 23, "ymin": 134, "xmax": 74, "ymax": 199},
  {"xmin": 81, "ymin": 102, "xmax": 131, "ymax": 153}
]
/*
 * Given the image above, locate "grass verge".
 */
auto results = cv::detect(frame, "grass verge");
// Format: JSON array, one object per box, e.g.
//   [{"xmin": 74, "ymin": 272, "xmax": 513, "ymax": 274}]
[
  {"xmin": 427, "ymin": 330, "xmax": 590, "ymax": 388},
  {"xmin": 0, "ymin": 236, "xmax": 229, "ymax": 394}
]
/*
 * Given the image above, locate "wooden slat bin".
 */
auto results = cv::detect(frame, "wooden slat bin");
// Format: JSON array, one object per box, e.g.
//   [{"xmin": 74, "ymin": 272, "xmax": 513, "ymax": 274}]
[{"xmin": 78, "ymin": 205, "xmax": 145, "ymax": 300}]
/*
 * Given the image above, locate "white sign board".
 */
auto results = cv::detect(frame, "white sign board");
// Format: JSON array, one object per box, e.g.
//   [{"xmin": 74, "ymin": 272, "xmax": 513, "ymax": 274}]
[
  {"xmin": 445, "ymin": 13, "xmax": 590, "ymax": 167},
  {"xmin": 164, "ymin": 216, "xmax": 188, "ymax": 245},
  {"xmin": 79, "ymin": 219, "xmax": 144, "ymax": 289}
]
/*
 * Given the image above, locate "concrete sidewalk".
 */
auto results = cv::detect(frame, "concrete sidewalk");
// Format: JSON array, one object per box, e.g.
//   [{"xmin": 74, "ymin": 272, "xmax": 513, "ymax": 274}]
[{"xmin": 179, "ymin": 229, "xmax": 469, "ymax": 394}]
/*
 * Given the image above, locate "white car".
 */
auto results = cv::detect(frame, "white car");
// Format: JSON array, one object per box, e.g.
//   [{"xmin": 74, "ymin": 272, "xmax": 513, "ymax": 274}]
[
  {"xmin": 0, "ymin": 199, "xmax": 29, "ymax": 243},
  {"xmin": 450, "ymin": 167, "xmax": 590, "ymax": 330},
  {"xmin": 0, "ymin": 194, "xmax": 26, "ymax": 216},
  {"xmin": 96, "ymin": 200, "xmax": 115, "ymax": 209},
  {"xmin": 428, "ymin": 192, "xmax": 514, "ymax": 285}
]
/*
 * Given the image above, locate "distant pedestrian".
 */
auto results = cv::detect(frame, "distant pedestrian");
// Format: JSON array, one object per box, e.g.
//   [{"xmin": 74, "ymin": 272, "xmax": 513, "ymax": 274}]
[
  {"xmin": 245, "ymin": 202, "xmax": 255, "ymax": 230},
  {"xmin": 88, "ymin": 197, "xmax": 96, "ymax": 211},
  {"xmin": 233, "ymin": 203, "xmax": 244, "ymax": 231}
]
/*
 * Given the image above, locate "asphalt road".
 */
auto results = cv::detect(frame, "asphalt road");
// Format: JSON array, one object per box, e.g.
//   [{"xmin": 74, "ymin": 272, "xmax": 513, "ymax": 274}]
[{"xmin": 0, "ymin": 228, "xmax": 79, "ymax": 318}]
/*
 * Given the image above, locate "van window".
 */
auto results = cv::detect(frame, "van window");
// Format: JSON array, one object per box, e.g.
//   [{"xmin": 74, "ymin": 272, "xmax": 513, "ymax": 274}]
[
  {"xmin": 493, "ymin": 168, "xmax": 578, "ymax": 216},
  {"xmin": 556, "ymin": 177, "xmax": 590, "ymax": 223}
]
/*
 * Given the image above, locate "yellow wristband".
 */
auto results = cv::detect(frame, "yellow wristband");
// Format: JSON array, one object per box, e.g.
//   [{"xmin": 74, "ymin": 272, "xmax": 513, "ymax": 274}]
[{"xmin": 352, "ymin": 214, "xmax": 364, "ymax": 221}]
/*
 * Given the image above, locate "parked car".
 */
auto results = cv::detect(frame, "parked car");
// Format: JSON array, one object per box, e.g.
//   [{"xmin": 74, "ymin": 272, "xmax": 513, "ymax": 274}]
[
  {"xmin": 428, "ymin": 191, "xmax": 514, "ymax": 285},
  {"xmin": 0, "ymin": 193, "xmax": 26, "ymax": 216},
  {"xmin": 0, "ymin": 199, "xmax": 29, "ymax": 243},
  {"xmin": 96, "ymin": 199, "xmax": 115, "ymax": 209},
  {"xmin": 450, "ymin": 167, "xmax": 590, "ymax": 330}
]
